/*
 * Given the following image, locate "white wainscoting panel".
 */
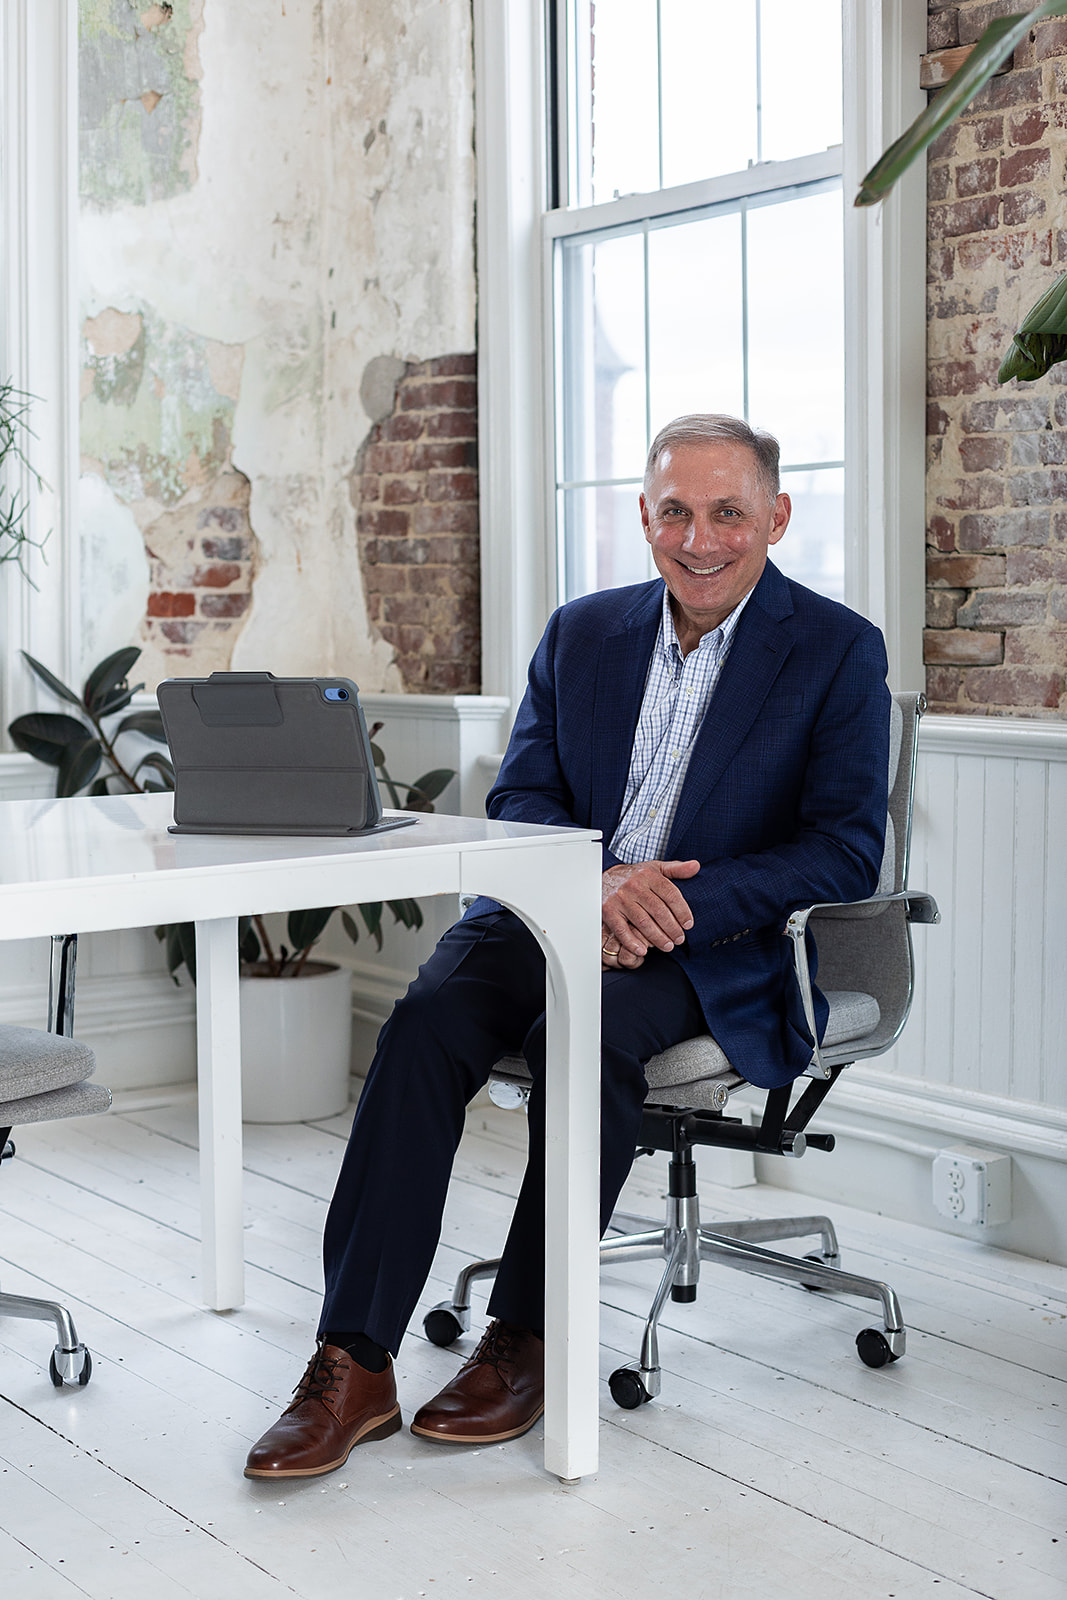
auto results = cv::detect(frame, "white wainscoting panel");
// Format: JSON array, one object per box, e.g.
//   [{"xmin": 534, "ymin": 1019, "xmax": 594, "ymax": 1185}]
[{"xmin": 769, "ymin": 714, "xmax": 1067, "ymax": 1263}]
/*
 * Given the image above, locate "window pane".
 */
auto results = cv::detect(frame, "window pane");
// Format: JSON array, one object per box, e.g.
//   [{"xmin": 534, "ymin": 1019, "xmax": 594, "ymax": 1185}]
[
  {"xmin": 648, "ymin": 211, "xmax": 744, "ymax": 427},
  {"xmin": 660, "ymin": 0, "xmax": 757, "ymax": 188},
  {"xmin": 759, "ymin": 0, "xmax": 842, "ymax": 162},
  {"xmin": 561, "ymin": 483, "xmax": 651, "ymax": 602},
  {"xmin": 560, "ymin": 231, "xmax": 647, "ymax": 484},
  {"xmin": 580, "ymin": 0, "xmax": 660, "ymax": 204},
  {"xmin": 746, "ymin": 186, "xmax": 843, "ymax": 466},
  {"xmin": 773, "ymin": 467, "xmax": 844, "ymax": 601}
]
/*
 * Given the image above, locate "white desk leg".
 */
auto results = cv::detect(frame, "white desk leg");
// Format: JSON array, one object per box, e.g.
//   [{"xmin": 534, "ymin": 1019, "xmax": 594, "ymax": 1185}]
[
  {"xmin": 195, "ymin": 917, "xmax": 244, "ymax": 1311},
  {"xmin": 462, "ymin": 840, "xmax": 602, "ymax": 1481}
]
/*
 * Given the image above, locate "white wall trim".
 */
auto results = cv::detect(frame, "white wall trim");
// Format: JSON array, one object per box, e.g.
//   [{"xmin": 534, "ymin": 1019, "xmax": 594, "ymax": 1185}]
[
  {"xmin": 359, "ymin": 693, "xmax": 511, "ymax": 724},
  {"xmin": 473, "ymin": 0, "xmax": 550, "ymax": 714},
  {"xmin": 0, "ymin": 970, "xmax": 194, "ymax": 1038},
  {"xmin": 920, "ymin": 712, "xmax": 1067, "ymax": 762},
  {"xmin": 0, "ymin": 0, "xmax": 80, "ymax": 735},
  {"xmin": 843, "ymin": 0, "xmax": 927, "ymax": 691},
  {"xmin": 0, "ymin": 750, "xmax": 53, "ymax": 798},
  {"xmin": 832, "ymin": 1069, "xmax": 1067, "ymax": 1164}
]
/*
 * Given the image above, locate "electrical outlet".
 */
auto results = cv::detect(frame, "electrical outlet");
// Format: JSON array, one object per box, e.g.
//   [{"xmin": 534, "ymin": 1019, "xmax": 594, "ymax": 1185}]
[{"xmin": 932, "ymin": 1144, "xmax": 1012, "ymax": 1227}]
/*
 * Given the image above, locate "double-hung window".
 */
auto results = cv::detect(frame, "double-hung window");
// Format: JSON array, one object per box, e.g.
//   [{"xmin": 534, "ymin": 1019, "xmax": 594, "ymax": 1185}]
[{"xmin": 548, "ymin": 1, "xmax": 846, "ymax": 605}]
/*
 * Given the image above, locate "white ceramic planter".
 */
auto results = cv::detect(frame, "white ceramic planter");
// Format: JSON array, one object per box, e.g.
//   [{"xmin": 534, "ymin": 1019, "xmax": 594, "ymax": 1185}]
[{"xmin": 239, "ymin": 961, "xmax": 352, "ymax": 1123}]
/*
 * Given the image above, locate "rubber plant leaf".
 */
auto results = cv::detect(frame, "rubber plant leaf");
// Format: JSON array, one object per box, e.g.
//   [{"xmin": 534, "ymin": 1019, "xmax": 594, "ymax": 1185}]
[
  {"xmin": 409, "ymin": 768, "xmax": 455, "ymax": 804},
  {"xmin": 998, "ymin": 271, "xmax": 1067, "ymax": 382},
  {"xmin": 83, "ymin": 646, "xmax": 140, "ymax": 716},
  {"xmin": 115, "ymin": 709, "xmax": 167, "ymax": 741},
  {"xmin": 287, "ymin": 906, "xmax": 335, "ymax": 953},
  {"xmin": 855, "ymin": 2, "xmax": 1067, "ymax": 207},
  {"xmin": 8, "ymin": 711, "xmax": 90, "ymax": 765},
  {"xmin": 56, "ymin": 737, "xmax": 103, "ymax": 797},
  {"xmin": 19, "ymin": 650, "xmax": 83, "ymax": 709}
]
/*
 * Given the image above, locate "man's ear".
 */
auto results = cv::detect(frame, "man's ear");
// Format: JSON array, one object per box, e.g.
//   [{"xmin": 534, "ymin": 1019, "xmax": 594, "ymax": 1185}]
[
  {"xmin": 768, "ymin": 492, "xmax": 791, "ymax": 546},
  {"xmin": 639, "ymin": 492, "xmax": 652, "ymax": 542}
]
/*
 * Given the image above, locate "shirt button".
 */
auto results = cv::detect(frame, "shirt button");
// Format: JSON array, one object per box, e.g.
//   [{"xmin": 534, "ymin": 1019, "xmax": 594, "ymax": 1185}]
[
  {"xmin": 649, "ymin": 808, "xmax": 658, "ymax": 818},
  {"xmin": 685, "ymin": 688, "xmax": 694, "ymax": 697}
]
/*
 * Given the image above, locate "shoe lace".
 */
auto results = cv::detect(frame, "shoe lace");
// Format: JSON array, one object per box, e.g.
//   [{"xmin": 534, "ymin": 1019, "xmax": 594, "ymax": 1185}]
[
  {"xmin": 470, "ymin": 1321, "xmax": 523, "ymax": 1380},
  {"xmin": 292, "ymin": 1346, "xmax": 346, "ymax": 1406}
]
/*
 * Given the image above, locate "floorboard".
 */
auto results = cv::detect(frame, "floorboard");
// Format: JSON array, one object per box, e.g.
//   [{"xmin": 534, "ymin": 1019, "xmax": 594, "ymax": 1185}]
[{"xmin": 1, "ymin": 1098, "xmax": 1064, "ymax": 1600}]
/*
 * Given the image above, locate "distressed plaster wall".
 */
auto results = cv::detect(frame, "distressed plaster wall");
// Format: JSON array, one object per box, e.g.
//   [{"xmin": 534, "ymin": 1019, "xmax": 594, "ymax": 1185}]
[{"xmin": 78, "ymin": 0, "xmax": 476, "ymax": 691}]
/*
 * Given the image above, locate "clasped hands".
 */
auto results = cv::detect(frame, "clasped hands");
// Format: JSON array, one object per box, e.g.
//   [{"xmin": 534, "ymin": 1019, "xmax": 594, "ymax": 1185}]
[{"xmin": 600, "ymin": 859, "xmax": 700, "ymax": 971}]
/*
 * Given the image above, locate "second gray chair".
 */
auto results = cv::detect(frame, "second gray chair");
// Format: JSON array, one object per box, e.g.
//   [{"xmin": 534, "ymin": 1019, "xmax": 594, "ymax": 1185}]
[{"xmin": 0, "ymin": 935, "xmax": 110, "ymax": 1387}]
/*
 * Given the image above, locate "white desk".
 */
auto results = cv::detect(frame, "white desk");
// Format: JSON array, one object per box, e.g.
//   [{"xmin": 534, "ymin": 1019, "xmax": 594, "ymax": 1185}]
[{"xmin": 0, "ymin": 792, "xmax": 603, "ymax": 1480}]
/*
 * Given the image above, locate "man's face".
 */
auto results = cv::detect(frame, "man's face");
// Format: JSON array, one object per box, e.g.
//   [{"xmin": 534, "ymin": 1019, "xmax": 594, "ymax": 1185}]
[{"xmin": 640, "ymin": 440, "xmax": 790, "ymax": 648}]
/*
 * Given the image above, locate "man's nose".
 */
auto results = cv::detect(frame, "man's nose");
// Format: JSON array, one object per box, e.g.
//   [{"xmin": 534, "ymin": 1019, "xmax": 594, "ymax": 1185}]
[{"xmin": 683, "ymin": 512, "xmax": 718, "ymax": 552}]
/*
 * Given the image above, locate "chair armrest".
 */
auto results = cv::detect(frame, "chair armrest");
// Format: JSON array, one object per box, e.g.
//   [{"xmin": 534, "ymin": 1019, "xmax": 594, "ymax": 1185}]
[
  {"xmin": 782, "ymin": 891, "xmax": 941, "ymax": 1078},
  {"xmin": 787, "ymin": 890, "xmax": 941, "ymax": 936}
]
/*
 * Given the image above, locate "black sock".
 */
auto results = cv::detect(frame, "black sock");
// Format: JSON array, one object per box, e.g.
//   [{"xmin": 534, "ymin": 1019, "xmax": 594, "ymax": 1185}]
[{"xmin": 323, "ymin": 1329, "xmax": 389, "ymax": 1372}]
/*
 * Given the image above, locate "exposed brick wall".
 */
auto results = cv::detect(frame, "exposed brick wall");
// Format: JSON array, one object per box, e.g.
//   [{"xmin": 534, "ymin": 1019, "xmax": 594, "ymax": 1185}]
[
  {"xmin": 354, "ymin": 354, "xmax": 480, "ymax": 693},
  {"xmin": 140, "ymin": 467, "xmax": 256, "ymax": 666},
  {"xmin": 925, "ymin": 1, "xmax": 1067, "ymax": 717}
]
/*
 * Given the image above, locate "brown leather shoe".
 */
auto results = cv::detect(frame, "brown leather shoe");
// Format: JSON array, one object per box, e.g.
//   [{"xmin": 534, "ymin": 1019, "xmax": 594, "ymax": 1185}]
[
  {"xmin": 411, "ymin": 1320, "xmax": 544, "ymax": 1444},
  {"xmin": 244, "ymin": 1343, "xmax": 401, "ymax": 1478}
]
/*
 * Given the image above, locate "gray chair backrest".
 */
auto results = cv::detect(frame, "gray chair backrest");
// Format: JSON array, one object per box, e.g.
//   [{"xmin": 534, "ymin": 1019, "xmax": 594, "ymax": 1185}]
[{"xmin": 809, "ymin": 691, "xmax": 924, "ymax": 1063}]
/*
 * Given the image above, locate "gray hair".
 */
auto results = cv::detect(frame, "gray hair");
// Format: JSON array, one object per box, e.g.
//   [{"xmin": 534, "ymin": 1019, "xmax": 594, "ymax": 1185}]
[{"xmin": 643, "ymin": 414, "xmax": 781, "ymax": 499}]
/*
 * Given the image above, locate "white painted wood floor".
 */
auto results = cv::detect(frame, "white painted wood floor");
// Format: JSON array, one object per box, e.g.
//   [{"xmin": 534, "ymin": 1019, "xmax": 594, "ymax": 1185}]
[{"xmin": 0, "ymin": 1090, "xmax": 1064, "ymax": 1600}]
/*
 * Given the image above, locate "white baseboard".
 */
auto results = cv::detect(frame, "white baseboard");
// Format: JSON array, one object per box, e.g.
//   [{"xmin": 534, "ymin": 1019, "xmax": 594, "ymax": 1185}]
[{"xmin": 758, "ymin": 1069, "xmax": 1067, "ymax": 1264}]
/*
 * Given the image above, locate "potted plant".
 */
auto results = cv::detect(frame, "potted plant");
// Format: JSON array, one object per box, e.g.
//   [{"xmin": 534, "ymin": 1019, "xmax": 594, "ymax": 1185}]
[{"xmin": 9, "ymin": 649, "xmax": 454, "ymax": 1120}]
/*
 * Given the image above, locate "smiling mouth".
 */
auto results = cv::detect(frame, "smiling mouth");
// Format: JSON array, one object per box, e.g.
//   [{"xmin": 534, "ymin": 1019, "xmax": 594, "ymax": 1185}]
[{"xmin": 679, "ymin": 561, "xmax": 726, "ymax": 575}]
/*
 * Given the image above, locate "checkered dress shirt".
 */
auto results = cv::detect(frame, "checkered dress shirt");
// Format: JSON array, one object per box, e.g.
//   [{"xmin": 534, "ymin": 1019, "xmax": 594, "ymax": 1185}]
[{"xmin": 609, "ymin": 585, "xmax": 753, "ymax": 864}]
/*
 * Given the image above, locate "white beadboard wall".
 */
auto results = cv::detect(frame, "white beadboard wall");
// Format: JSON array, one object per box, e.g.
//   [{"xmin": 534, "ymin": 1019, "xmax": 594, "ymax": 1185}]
[{"xmin": 764, "ymin": 713, "xmax": 1067, "ymax": 1263}]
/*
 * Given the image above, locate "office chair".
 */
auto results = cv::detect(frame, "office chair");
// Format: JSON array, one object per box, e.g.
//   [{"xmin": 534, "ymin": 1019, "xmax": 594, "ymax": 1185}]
[
  {"xmin": 0, "ymin": 934, "xmax": 110, "ymax": 1386},
  {"xmin": 423, "ymin": 692, "xmax": 939, "ymax": 1407}
]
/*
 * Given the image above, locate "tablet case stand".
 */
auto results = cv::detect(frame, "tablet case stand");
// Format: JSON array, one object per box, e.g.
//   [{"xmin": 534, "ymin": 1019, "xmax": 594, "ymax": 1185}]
[{"xmin": 157, "ymin": 671, "xmax": 418, "ymax": 838}]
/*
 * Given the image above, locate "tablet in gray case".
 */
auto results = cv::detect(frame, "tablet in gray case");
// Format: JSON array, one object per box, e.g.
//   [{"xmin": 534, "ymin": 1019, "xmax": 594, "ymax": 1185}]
[{"xmin": 157, "ymin": 671, "xmax": 416, "ymax": 837}]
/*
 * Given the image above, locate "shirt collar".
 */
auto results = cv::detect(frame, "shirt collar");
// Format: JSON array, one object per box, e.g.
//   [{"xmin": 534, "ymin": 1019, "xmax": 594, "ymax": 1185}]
[{"xmin": 658, "ymin": 581, "xmax": 756, "ymax": 671}]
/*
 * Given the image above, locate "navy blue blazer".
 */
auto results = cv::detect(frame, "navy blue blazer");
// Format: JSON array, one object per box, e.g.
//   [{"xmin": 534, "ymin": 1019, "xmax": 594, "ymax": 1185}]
[{"xmin": 485, "ymin": 560, "xmax": 892, "ymax": 1089}]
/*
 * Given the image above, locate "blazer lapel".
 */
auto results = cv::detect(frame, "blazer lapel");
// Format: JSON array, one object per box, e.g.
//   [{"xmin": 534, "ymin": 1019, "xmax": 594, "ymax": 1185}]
[
  {"xmin": 666, "ymin": 563, "xmax": 795, "ymax": 850},
  {"xmin": 591, "ymin": 583, "xmax": 662, "ymax": 832}
]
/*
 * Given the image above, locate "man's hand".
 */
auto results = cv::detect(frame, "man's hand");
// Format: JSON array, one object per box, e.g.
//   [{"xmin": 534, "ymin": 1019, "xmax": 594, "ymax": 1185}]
[{"xmin": 600, "ymin": 859, "xmax": 700, "ymax": 969}]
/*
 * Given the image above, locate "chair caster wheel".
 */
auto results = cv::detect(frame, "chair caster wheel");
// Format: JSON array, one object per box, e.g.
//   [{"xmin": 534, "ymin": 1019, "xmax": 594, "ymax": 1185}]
[
  {"xmin": 608, "ymin": 1367, "xmax": 652, "ymax": 1410},
  {"xmin": 423, "ymin": 1307, "xmax": 465, "ymax": 1347},
  {"xmin": 49, "ymin": 1348, "xmax": 92, "ymax": 1387},
  {"xmin": 856, "ymin": 1327, "xmax": 898, "ymax": 1368}
]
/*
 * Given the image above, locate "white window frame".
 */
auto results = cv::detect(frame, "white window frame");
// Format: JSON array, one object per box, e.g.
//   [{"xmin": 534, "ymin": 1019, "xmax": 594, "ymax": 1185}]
[
  {"xmin": 475, "ymin": 0, "xmax": 928, "ymax": 714},
  {"xmin": 0, "ymin": 0, "xmax": 80, "ymax": 736}
]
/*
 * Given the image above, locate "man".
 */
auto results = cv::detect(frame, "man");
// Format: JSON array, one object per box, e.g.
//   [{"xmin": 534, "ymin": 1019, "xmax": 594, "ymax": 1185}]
[{"xmin": 245, "ymin": 414, "xmax": 890, "ymax": 1478}]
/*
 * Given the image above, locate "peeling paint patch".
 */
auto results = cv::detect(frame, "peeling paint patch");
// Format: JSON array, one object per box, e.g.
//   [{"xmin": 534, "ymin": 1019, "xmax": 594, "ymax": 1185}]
[
  {"xmin": 79, "ymin": 0, "xmax": 204, "ymax": 208},
  {"xmin": 81, "ymin": 305, "xmax": 241, "ymax": 505},
  {"xmin": 80, "ymin": 303, "xmax": 258, "ymax": 684}
]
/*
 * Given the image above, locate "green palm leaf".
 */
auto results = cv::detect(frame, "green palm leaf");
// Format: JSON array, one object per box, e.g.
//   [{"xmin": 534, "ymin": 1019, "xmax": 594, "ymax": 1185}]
[
  {"xmin": 856, "ymin": 2, "xmax": 1067, "ymax": 207},
  {"xmin": 999, "ymin": 271, "xmax": 1067, "ymax": 382}
]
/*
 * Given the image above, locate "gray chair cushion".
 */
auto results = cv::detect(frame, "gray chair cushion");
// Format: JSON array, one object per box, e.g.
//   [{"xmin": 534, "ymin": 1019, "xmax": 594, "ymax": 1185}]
[
  {"xmin": 0, "ymin": 1080, "xmax": 112, "ymax": 1127},
  {"xmin": 0, "ymin": 1024, "xmax": 96, "ymax": 1100},
  {"xmin": 645, "ymin": 989, "xmax": 879, "ymax": 1092},
  {"xmin": 490, "ymin": 989, "xmax": 880, "ymax": 1101}
]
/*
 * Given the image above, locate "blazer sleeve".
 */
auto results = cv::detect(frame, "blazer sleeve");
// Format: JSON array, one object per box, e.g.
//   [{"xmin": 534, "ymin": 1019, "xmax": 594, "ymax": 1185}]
[
  {"xmin": 678, "ymin": 626, "xmax": 892, "ymax": 951},
  {"xmin": 487, "ymin": 609, "xmax": 578, "ymax": 830}
]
